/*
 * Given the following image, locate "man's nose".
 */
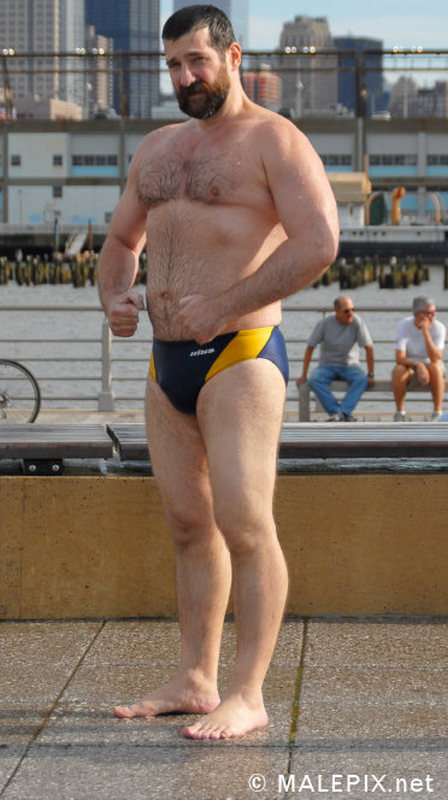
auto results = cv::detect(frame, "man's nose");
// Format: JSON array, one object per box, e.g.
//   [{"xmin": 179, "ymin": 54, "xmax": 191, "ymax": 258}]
[{"xmin": 179, "ymin": 63, "xmax": 195, "ymax": 86}]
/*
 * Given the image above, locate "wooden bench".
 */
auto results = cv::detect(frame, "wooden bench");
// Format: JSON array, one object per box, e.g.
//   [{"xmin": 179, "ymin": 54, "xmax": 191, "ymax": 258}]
[
  {"xmin": 298, "ymin": 379, "xmax": 443, "ymax": 421},
  {"xmin": 107, "ymin": 421, "xmax": 448, "ymax": 461},
  {"xmin": 0, "ymin": 424, "xmax": 114, "ymax": 474},
  {"xmin": 2, "ymin": 421, "xmax": 448, "ymax": 475},
  {"xmin": 107, "ymin": 423, "xmax": 324, "ymax": 461}
]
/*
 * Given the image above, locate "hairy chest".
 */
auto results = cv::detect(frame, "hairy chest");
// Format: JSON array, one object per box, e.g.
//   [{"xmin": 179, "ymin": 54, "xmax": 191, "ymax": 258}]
[{"xmin": 137, "ymin": 144, "xmax": 255, "ymax": 209}]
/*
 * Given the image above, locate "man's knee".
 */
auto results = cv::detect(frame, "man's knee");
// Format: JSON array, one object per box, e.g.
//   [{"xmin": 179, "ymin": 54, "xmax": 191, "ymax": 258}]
[
  {"xmin": 392, "ymin": 365, "xmax": 409, "ymax": 384},
  {"xmin": 214, "ymin": 502, "xmax": 276, "ymax": 555},
  {"xmin": 165, "ymin": 505, "xmax": 215, "ymax": 546},
  {"xmin": 429, "ymin": 362, "xmax": 444, "ymax": 382},
  {"xmin": 353, "ymin": 372, "xmax": 368, "ymax": 391},
  {"xmin": 308, "ymin": 369, "xmax": 328, "ymax": 391}
]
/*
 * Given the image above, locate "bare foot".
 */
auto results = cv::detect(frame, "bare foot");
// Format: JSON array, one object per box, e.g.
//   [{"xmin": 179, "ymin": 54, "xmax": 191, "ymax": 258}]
[
  {"xmin": 182, "ymin": 694, "xmax": 268, "ymax": 740},
  {"xmin": 113, "ymin": 674, "xmax": 220, "ymax": 719}
]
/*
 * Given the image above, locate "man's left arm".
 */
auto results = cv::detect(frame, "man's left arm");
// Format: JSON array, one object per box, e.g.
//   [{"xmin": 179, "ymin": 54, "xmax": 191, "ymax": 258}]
[
  {"xmin": 365, "ymin": 345, "xmax": 375, "ymax": 387},
  {"xmin": 419, "ymin": 319, "xmax": 445, "ymax": 364},
  {"xmin": 179, "ymin": 121, "xmax": 339, "ymax": 343}
]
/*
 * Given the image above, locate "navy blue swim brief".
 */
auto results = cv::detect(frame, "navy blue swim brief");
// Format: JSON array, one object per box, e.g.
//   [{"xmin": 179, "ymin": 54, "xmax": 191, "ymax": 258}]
[{"xmin": 149, "ymin": 325, "xmax": 289, "ymax": 414}]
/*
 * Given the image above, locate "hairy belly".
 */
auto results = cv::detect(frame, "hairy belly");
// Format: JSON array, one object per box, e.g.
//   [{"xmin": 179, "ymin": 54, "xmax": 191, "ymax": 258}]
[{"xmin": 144, "ymin": 201, "xmax": 282, "ymax": 339}]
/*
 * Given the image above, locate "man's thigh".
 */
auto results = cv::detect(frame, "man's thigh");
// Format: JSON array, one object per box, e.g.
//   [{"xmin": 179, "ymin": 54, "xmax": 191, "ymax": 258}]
[
  {"xmin": 146, "ymin": 377, "xmax": 215, "ymax": 532},
  {"xmin": 309, "ymin": 364, "xmax": 336, "ymax": 384},
  {"xmin": 340, "ymin": 364, "xmax": 367, "ymax": 384},
  {"xmin": 196, "ymin": 359, "xmax": 286, "ymax": 535}
]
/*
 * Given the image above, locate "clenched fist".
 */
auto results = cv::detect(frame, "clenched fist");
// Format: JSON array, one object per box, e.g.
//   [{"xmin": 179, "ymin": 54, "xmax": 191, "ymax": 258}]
[{"xmin": 107, "ymin": 291, "xmax": 145, "ymax": 337}]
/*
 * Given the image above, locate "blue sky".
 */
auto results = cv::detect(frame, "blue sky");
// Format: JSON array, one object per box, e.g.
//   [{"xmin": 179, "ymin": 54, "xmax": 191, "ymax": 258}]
[{"xmin": 161, "ymin": 1, "xmax": 448, "ymax": 50}]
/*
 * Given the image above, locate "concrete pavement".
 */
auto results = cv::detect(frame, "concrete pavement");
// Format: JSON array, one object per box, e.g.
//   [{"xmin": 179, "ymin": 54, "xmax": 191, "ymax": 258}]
[{"xmin": 1, "ymin": 616, "xmax": 448, "ymax": 799}]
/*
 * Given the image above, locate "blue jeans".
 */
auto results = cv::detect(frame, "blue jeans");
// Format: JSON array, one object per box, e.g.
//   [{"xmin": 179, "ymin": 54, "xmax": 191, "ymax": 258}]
[{"xmin": 308, "ymin": 364, "xmax": 368, "ymax": 416}]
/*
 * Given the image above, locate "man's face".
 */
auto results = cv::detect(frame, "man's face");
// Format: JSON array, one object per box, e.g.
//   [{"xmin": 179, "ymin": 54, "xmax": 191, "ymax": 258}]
[
  {"xmin": 415, "ymin": 305, "xmax": 436, "ymax": 327},
  {"xmin": 335, "ymin": 299, "xmax": 355, "ymax": 325},
  {"xmin": 165, "ymin": 27, "xmax": 231, "ymax": 120}
]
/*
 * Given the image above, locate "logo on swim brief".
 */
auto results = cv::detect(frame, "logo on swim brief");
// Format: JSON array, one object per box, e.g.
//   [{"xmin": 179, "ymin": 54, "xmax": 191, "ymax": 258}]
[{"xmin": 190, "ymin": 348, "xmax": 216, "ymax": 356}]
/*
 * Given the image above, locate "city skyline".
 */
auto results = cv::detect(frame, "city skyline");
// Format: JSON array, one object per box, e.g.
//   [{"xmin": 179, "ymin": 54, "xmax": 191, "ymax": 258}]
[{"xmin": 160, "ymin": 0, "xmax": 448, "ymax": 51}]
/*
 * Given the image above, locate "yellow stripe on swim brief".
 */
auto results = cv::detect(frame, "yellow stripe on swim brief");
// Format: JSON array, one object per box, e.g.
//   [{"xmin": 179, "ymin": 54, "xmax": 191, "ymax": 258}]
[
  {"xmin": 205, "ymin": 326, "xmax": 274, "ymax": 382},
  {"xmin": 149, "ymin": 351, "xmax": 156, "ymax": 381}
]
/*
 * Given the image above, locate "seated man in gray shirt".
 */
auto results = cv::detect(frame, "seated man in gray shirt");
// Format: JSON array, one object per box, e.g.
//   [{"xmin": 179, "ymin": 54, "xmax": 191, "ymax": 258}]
[{"xmin": 296, "ymin": 295, "xmax": 375, "ymax": 421}]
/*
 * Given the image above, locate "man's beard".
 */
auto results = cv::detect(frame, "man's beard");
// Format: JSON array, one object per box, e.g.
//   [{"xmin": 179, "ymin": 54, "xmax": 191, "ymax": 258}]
[{"xmin": 176, "ymin": 66, "xmax": 230, "ymax": 119}]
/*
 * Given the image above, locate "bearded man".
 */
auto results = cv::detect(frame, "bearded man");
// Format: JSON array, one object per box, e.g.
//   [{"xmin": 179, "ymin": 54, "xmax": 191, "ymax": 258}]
[{"xmin": 97, "ymin": 4, "xmax": 338, "ymax": 740}]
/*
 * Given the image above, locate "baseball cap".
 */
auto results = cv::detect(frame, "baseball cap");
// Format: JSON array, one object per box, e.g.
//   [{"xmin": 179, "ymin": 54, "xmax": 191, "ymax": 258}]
[{"xmin": 412, "ymin": 296, "xmax": 435, "ymax": 313}]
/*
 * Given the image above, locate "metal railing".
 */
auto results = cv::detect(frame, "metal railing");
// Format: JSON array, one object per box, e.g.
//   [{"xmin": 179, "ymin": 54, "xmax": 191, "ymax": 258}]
[
  {"xmin": 2, "ymin": 302, "xmax": 448, "ymax": 417},
  {"xmin": 2, "ymin": 48, "xmax": 448, "ymax": 119}
]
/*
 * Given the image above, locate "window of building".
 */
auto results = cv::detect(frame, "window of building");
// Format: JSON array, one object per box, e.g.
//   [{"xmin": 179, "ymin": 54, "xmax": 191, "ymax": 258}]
[
  {"xmin": 320, "ymin": 154, "xmax": 352, "ymax": 166},
  {"xmin": 53, "ymin": 154, "xmax": 63, "ymax": 166},
  {"xmin": 11, "ymin": 154, "xmax": 21, "ymax": 166},
  {"xmin": 427, "ymin": 155, "xmax": 448, "ymax": 166},
  {"xmin": 369, "ymin": 154, "xmax": 417, "ymax": 166},
  {"xmin": 53, "ymin": 186, "xmax": 63, "ymax": 198},
  {"xmin": 72, "ymin": 154, "xmax": 118, "ymax": 167}
]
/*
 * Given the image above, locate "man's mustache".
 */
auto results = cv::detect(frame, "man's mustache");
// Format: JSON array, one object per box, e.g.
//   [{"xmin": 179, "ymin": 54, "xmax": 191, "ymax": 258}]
[{"xmin": 179, "ymin": 81, "xmax": 210, "ymax": 97}]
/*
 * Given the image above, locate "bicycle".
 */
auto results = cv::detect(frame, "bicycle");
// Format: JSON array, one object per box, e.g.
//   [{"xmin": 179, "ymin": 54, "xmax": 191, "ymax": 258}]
[{"xmin": 0, "ymin": 359, "xmax": 41, "ymax": 423}]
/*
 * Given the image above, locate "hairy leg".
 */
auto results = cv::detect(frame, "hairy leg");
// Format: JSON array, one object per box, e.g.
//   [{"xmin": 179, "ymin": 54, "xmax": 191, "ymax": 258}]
[
  {"xmin": 113, "ymin": 377, "xmax": 232, "ymax": 719},
  {"xmin": 428, "ymin": 362, "xmax": 445, "ymax": 411},
  {"xmin": 182, "ymin": 359, "xmax": 288, "ymax": 740},
  {"xmin": 392, "ymin": 364, "xmax": 410, "ymax": 412}
]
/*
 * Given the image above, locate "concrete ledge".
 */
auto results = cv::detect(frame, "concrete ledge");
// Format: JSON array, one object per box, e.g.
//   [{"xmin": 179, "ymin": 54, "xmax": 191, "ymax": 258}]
[{"xmin": 2, "ymin": 473, "xmax": 448, "ymax": 619}]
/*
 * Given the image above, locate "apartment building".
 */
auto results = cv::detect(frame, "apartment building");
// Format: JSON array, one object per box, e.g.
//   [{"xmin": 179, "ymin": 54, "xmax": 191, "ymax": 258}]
[
  {"xmin": 0, "ymin": 0, "xmax": 85, "ymax": 106},
  {"xmin": 279, "ymin": 16, "xmax": 338, "ymax": 116}
]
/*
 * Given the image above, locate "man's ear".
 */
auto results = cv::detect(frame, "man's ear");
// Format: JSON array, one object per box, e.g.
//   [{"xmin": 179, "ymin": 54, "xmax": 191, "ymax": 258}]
[{"xmin": 227, "ymin": 42, "xmax": 242, "ymax": 70}]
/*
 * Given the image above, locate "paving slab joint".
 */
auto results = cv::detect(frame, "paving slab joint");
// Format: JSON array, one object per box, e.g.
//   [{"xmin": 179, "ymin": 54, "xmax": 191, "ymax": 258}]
[
  {"xmin": 0, "ymin": 620, "xmax": 106, "ymax": 796},
  {"xmin": 287, "ymin": 617, "xmax": 309, "ymax": 770}
]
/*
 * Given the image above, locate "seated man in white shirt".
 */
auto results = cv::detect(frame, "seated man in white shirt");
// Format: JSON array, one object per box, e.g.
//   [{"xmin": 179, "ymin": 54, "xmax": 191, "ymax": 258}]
[{"xmin": 392, "ymin": 296, "xmax": 446, "ymax": 421}]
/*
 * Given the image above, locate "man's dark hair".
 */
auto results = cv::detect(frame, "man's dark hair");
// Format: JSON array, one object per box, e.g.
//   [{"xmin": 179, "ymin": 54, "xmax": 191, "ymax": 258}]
[{"xmin": 162, "ymin": 4, "xmax": 236, "ymax": 53}]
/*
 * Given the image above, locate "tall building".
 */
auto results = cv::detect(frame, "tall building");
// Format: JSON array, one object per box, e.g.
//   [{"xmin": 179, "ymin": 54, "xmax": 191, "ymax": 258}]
[
  {"xmin": 279, "ymin": 16, "xmax": 338, "ymax": 116},
  {"xmin": 172, "ymin": 0, "xmax": 249, "ymax": 49},
  {"xmin": 85, "ymin": 0, "xmax": 160, "ymax": 118},
  {"xmin": 389, "ymin": 76, "xmax": 418, "ymax": 118},
  {"xmin": 333, "ymin": 36, "xmax": 385, "ymax": 116},
  {"xmin": 60, "ymin": 0, "xmax": 86, "ymax": 107},
  {"xmin": 242, "ymin": 66, "xmax": 281, "ymax": 111},
  {"xmin": 0, "ymin": 0, "xmax": 61, "ymax": 103},
  {"xmin": 389, "ymin": 79, "xmax": 448, "ymax": 119},
  {"xmin": 0, "ymin": 0, "xmax": 87, "ymax": 109},
  {"xmin": 85, "ymin": 25, "xmax": 114, "ymax": 116}
]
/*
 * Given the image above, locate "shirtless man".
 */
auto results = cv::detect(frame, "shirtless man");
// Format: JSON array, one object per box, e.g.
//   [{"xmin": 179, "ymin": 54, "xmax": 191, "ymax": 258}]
[{"xmin": 97, "ymin": 4, "xmax": 338, "ymax": 740}]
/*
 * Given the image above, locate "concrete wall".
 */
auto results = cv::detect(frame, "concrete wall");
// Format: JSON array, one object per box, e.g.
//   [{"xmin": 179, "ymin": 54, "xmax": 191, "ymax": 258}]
[{"xmin": 1, "ymin": 473, "xmax": 448, "ymax": 619}]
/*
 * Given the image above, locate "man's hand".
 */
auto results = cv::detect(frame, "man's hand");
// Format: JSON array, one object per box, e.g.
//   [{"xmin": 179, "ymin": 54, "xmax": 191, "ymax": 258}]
[
  {"xmin": 178, "ymin": 294, "xmax": 225, "ymax": 344},
  {"xmin": 295, "ymin": 376, "xmax": 307, "ymax": 389},
  {"xmin": 107, "ymin": 291, "xmax": 145, "ymax": 337},
  {"xmin": 415, "ymin": 315, "xmax": 430, "ymax": 332}
]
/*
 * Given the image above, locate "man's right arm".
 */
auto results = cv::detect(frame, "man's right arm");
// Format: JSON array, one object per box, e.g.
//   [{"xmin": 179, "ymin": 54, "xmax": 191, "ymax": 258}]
[
  {"xmin": 296, "ymin": 345, "xmax": 314, "ymax": 388},
  {"xmin": 97, "ymin": 156, "xmax": 148, "ymax": 337}
]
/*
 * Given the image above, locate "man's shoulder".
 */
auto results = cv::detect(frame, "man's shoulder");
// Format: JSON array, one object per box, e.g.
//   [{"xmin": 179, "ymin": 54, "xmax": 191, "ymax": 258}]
[
  {"xmin": 133, "ymin": 121, "xmax": 191, "ymax": 158},
  {"xmin": 243, "ymin": 106, "xmax": 313, "ymax": 154},
  {"xmin": 317, "ymin": 314, "xmax": 338, "ymax": 333},
  {"xmin": 397, "ymin": 315, "xmax": 414, "ymax": 330}
]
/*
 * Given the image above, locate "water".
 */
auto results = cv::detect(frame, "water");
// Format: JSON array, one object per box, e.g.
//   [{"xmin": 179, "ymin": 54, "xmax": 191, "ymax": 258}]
[{"xmin": 0, "ymin": 268, "xmax": 447, "ymax": 411}]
